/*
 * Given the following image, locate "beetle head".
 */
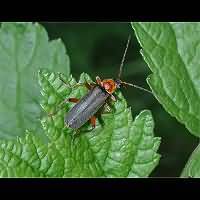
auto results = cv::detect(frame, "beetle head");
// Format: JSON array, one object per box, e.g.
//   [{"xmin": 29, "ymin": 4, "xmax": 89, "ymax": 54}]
[
  {"xmin": 101, "ymin": 79, "xmax": 117, "ymax": 94},
  {"xmin": 96, "ymin": 35, "xmax": 152, "ymax": 95},
  {"xmin": 115, "ymin": 79, "xmax": 122, "ymax": 88}
]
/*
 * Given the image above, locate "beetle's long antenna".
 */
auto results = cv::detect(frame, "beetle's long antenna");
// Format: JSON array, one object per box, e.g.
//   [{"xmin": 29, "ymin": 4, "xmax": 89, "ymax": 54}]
[
  {"xmin": 121, "ymin": 81, "xmax": 152, "ymax": 94},
  {"xmin": 117, "ymin": 35, "xmax": 152, "ymax": 94},
  {"xmin": 118, "ymin": 35, "xmax": 131, "ymax": 79}
]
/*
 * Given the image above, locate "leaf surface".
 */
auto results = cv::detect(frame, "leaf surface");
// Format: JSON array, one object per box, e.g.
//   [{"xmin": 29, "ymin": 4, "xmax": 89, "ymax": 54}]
[
  {"xmin": 0, "ymin": 22, "xmax": 70, "ymax": 139},
  {"xmin": 0, "ymin": 70, "xmax": 160, "ymax": 177},
  {"xmin": 132, "ymin": 22, "xmax": 200, "ymax": 137}
]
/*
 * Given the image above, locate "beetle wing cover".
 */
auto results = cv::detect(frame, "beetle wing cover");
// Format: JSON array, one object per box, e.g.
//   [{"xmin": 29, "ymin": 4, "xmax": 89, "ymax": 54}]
[{"xmin": 65, "ymin": 86, "xmax": 109, "ymax": 129}]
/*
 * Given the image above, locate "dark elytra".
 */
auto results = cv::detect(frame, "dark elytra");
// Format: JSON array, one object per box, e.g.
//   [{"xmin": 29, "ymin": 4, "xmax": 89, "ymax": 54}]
[{"xmin": 65, "ymin": 86, "xmax": 109, "ymax": 129}]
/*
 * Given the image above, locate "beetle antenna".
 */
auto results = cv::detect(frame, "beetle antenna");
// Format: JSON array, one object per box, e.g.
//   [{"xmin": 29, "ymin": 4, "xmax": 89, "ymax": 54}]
[
  {"xmin": 117, "ymin": 35, "xmax": 152, "ymax": 94},
  {"xmin": 118, "ymin": 35, "xmax": 131, "ymax": 79},
  {"xmin": 121, "ymin": 81, "xmax": 152, "ymax": 94}
]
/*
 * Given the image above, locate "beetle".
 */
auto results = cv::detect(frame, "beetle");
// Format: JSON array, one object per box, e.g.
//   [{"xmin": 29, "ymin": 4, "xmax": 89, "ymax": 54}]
[{"xmin": 58, "ymin": 35, "xmax": 151, "ymax": 133}]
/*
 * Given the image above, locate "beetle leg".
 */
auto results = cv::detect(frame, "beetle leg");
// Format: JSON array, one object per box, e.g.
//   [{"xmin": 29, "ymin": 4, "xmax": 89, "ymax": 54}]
[
  {"xmin": 57, "ymin": 97, "xmax": 79, "ymax": 109},
  {"xmin": 48, "ymin": 97, "xmax": 80, "ymax": 117},
  {"xmin": 68, "ymin": 98, "xmax": 79, "ymax": 103},
  {"xmin": 110, "ymin": 94, "xmax": 117, "ymax": 101},
  {"xmin": 90, "ymin": 116, "xmax": 96, "ymax": 129},
  {"xmin": 93, "ymin": 102, "xmax": 112, "ymax": 127},
  {"xmin": 103, "ymin": 103, "xmax": 112, "ymax": 113},
  {"xmin": 69, "ymin": 119, "xmax": 97, "ymax": 141},
  {"xmin": 97, "ymin": 103, "xmax": 112, "ymax": 116},
  {"xmin": 80, "ymin": 116, "xmax": 96, "ymax": 132}
]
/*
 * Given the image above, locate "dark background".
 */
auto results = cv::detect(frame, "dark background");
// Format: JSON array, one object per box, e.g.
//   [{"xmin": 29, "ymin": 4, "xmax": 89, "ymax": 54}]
[{"xmin": 41, "ymin": 22, "xmax": 198, "ymax": 177}]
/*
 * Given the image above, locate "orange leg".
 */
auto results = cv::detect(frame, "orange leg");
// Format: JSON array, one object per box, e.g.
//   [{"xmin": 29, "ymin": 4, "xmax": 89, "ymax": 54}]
[
  {"xmin": 48, "ymin": 97, "xmax": 79, "ymax": 117},
  {"xmin": 59, "ymin": 97, "xmax": 79, "ymax": 107},
  {"xmin": 68, "ymin": 98, "xmax": 79, "ymax": 103},
  {"xmin": 90, "ymin": 116, "xmax": 96, "ymax": 129}
]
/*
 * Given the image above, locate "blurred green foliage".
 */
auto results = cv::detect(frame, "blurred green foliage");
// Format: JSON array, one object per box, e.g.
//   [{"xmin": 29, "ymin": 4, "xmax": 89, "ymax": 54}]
[{"xmin": 41, "ymin": 22, "xmax": 198, "ymax": 177}]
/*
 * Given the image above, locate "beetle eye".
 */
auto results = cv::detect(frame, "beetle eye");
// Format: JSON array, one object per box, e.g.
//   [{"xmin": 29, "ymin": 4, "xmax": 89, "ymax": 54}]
[
  {"xmin": 115, "ymin": 79, "xmax": 121, "ymax": 88},
  {"xmin": 116, "ymin": 84, "xmax": 120, "ymax": 88}
]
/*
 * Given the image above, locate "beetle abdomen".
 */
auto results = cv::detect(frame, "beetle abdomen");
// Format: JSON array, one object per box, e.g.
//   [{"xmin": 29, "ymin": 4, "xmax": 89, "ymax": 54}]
[{"xmin": 65, "ymin": 86, "xmax": 109, "ymax": 129}]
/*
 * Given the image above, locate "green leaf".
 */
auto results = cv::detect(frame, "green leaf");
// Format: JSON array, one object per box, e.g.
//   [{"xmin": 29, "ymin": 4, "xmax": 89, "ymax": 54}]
[
  {"xmin": 0, "ymin": 70, "xmax": 161, "ymax": 177},
  {"xmin": 0, "ymin": 22, "xmax": 70, "ymax": 139},
  {"xmin": 131, "ymin": 22, "xmax": 200, "ymax": 138},
  {"xmin": 181, "ymin": 143, "xmax": 200, "ymax": 177}
]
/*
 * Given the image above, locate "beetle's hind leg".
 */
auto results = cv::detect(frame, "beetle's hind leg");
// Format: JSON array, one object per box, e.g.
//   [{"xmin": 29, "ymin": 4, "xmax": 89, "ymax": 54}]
[
  {"xmin": 83, "ymin": 116, "xmax": 97, "ymax": 132},
  {"xmin": 90, "ymin": 116, "xmax": 96, "ymax": 129},
  {"xmin": 69, "ymin": 116, "xmax": 97, "ymax": 144},
  {"xmin": 72, "ymin": 116, "xmax": 97, "ymax": 136}
]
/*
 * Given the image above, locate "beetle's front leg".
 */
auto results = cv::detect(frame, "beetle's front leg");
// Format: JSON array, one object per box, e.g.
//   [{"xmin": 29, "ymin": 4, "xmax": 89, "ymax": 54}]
[
  {"xmin": 110, "ymin": 94, "xmax": 117, "ymax": 101},
  {"xmin": 103, "ymin": 103, "xmax": 112, "ymax": 113}
]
